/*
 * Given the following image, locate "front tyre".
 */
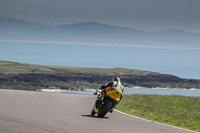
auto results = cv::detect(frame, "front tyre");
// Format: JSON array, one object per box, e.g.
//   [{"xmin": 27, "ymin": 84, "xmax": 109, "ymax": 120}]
[
  {"xmin": 91, "ymin": 108, "xmax": 96, "ymax": 116},
  {"xmin": 97, "ymin": 99, "xmax": 113, "ymax": 118}
]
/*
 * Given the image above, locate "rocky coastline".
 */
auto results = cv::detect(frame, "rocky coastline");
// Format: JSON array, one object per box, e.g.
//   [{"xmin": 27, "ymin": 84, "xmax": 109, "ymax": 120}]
[
  {"xmin": 1, "ymin": 70, "xmax": 200, "ymax": 91},
  {"xmin": 1, "ymin": 61, "xmax": 200, "ymax": 91}
]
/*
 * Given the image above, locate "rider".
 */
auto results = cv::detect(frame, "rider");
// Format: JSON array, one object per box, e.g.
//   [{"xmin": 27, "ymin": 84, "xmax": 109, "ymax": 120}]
[{"xmin": 95, "ymin": 77, "xmax": 124, "ymax": 111}]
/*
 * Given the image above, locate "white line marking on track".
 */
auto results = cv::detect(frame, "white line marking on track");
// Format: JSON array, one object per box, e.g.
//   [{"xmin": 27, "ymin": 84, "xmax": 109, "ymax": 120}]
[{"xmin": 114, "ymin": 109, "xmax": 199, "ymax": 133}]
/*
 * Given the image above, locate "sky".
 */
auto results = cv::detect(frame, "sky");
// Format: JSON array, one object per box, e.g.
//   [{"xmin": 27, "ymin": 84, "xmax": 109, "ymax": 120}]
[{"xmin": 0, "ymin": 0, "xmax": 200, "ymax": 32}]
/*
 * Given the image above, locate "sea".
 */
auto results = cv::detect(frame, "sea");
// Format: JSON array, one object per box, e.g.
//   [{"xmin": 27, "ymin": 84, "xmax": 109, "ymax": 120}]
[
  {"xmin": 1, "ymin": 41, "xmax": 200, "ymax": 97},
  {"xmin": 40, "ymin": 88, "xmax": 200, "ymax": 97}
]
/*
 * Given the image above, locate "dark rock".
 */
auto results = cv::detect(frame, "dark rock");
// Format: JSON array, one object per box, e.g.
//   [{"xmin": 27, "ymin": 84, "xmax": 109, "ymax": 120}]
[{"xmin": 0, "ymin": 71, "xmax": 200, "ymax": 91}]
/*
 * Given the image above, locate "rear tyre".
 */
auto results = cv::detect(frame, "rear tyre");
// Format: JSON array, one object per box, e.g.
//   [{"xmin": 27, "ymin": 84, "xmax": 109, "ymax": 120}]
[{"xmin": 97, "ymin": 99, "xmax": 113, "ymax": 118}]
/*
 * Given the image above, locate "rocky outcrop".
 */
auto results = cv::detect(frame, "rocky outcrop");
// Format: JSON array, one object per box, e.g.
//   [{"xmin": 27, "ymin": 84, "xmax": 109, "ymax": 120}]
[{"xmin": 1, "ymin": 71, "xmax": 200, "ymax": 91}]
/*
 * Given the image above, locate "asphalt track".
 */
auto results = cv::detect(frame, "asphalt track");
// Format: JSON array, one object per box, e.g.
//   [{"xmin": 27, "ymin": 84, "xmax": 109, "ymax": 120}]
[{"xmin": 0, "ymin": 89, "xmax": 198, "ymax": 133}]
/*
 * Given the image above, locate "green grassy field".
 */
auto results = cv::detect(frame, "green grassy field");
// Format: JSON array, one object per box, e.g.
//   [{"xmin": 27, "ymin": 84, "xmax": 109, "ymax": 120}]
[
  {"xmin": 0, "ymin": 61, "xmax": 54, "ymax": 73},
  {"xmin": 0, "ymin": 61, "xmax": 15, "ymax": 65},
  {"xmin": 0, "ymin": 60, "xmax": 140, "ymax": 74},
  {"xmin": 116, "ymin": 95, "xmax": 200, "ymax": 132}
]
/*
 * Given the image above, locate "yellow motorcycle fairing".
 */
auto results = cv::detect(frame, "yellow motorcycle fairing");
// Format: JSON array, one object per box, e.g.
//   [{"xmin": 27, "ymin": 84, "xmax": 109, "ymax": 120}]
[
  {"xmin": 106, "ymin": 90, "xmax": 121, "ymax": 102},
  {"xmin": 94, "ymin": 88, "xmax": 122, "ymax": 113}
]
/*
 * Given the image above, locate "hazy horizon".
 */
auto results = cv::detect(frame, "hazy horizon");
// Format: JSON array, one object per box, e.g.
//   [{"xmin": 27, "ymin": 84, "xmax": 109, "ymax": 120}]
[
  {"xmin": 0, "ymin": 0, "xmax": 200, "ymax": 33},
  {"xmin": 1, "ymin": 15, "xmax": 199, "ymax": 34}
]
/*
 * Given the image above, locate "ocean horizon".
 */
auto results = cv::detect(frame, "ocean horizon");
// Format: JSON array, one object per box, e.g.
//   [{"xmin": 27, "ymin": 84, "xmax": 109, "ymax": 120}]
[{"xmin": 0, "ymin": 41, "xmax": 200, "ymax": 79}]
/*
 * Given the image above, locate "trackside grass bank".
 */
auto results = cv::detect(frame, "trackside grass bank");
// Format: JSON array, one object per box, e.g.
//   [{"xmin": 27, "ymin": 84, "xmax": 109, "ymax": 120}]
[{"xmin": 116, "ymin": 95, "xmax": 200, "ymax": 132}]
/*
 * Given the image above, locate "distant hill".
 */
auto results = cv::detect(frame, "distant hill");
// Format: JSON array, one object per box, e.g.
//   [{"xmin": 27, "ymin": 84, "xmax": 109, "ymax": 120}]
[{"xmin": 0, "ymin": 16, "xmax": 200, "ymax": 48}]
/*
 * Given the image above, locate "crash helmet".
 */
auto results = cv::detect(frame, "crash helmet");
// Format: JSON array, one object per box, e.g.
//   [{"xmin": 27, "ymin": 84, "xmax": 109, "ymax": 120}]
[{"xmin": 113, "ymin": 77, "xmax": 121, "ymax": 85}]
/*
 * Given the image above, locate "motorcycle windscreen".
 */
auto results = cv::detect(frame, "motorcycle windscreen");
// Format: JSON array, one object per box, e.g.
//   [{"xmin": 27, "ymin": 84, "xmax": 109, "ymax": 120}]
[{"xmin": 106, "ymin": 90, "xmax": 121, "ymax": 101}]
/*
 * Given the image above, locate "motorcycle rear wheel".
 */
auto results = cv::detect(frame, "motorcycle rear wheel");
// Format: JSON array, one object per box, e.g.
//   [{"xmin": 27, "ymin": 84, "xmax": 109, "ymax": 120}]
[{"xmin": 97, "ymin": 99, "xmax": 113, "ymax": 118}]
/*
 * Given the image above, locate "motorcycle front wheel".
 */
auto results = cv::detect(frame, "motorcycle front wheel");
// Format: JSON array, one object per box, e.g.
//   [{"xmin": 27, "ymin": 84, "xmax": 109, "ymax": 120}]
[{"xmin": 91, "ymin": 108, "xmax": 95, "ymax": 116}]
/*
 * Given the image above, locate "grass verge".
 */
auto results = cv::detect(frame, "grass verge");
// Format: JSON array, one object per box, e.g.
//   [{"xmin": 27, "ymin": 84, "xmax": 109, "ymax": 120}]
[{"xmin": 116, "ymin": 95, "xmax": 200, "ymax": 132}]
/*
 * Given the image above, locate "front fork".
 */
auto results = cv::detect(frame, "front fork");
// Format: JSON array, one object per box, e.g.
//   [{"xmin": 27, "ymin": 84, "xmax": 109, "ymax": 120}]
[{"xmin": 94, "ymin": 91, "xmax": 105, "ymax": 112}]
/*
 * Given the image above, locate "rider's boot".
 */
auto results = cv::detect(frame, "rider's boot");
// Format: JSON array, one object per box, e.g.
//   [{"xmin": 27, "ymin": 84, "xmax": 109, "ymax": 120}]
[{"xmin": 95, "ymin": 99, "xmax": 102, "ymax": 108}]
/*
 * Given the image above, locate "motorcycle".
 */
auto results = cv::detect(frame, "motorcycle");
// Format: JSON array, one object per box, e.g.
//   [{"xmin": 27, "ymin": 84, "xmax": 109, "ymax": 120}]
[{"xmin": 91, "ymin": 86, "xmax": 122, "ymax": 118}]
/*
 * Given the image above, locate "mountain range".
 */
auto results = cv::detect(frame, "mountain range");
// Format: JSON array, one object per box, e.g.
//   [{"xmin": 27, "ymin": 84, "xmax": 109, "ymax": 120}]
[{"xmin": 0, "ymin": 16, "xmax": 200, "ymax": 48}]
